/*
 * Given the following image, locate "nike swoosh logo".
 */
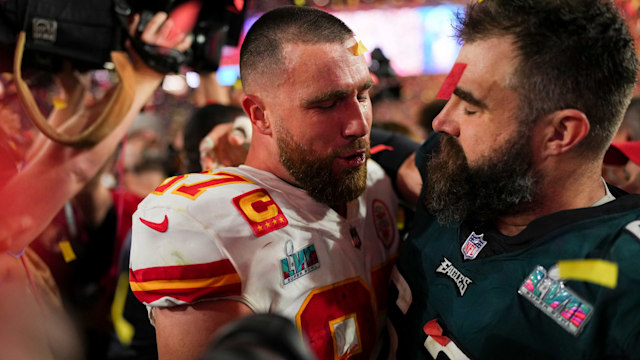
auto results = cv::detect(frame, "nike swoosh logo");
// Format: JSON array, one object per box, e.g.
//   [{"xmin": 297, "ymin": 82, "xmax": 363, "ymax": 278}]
[{"xmin": 140, "ymin": 215, "xmax": 169, "ymax": 233}]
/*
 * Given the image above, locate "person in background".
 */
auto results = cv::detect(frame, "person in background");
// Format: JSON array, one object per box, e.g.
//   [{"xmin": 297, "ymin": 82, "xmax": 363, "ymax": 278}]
[
  {"xmin": 603, "ymin": 138, "xmax": 640, "ymax": 194},
  {"xmin": 0, "ymin": 10, "xmax": 192, "ymax": 359},
  {"xmin": 0, "ymin": 98, "xmax": 31, "ymax": 188},
  {"xmin": 129, "ymin": 6, "xmax": 400, "ymax": 360},
  {"xmin": 603, "ymin": 97, "xmax": 640, "ymax": 193},
  {"xmin": 391, "ymin": 0, "xmax": 640, "ymax": 358},
  {"xmin": 182, "ymin": 103, "xmax": 248, "ymax": 173},
  {"xmin": 612, "ymin": 97, "xmax": 640, "ymax": 144},
  {"xmin": 417, "ymin": 98, "xmax": 446, "ymax": 139}
]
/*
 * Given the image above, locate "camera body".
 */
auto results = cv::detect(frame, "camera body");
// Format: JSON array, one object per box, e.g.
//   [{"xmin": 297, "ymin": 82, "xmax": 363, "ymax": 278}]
[{"xmin": 0, "ymin": 0, "xmax": 244, "ymax": 74}]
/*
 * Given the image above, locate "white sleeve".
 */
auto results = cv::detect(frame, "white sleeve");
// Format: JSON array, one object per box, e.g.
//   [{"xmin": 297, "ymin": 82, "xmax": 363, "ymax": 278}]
[{"xmin": 129, "ymin": 203, "xmax": 241, "ymax": 308}]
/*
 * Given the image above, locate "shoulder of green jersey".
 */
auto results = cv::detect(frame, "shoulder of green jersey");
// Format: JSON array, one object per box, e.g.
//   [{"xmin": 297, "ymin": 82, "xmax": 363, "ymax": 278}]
[{"xmin": 624, "ymin": 219, "xmax": 640, "ymax": 241}]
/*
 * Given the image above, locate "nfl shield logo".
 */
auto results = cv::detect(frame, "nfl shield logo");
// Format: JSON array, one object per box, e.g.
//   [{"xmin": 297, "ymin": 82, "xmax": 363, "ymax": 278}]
[{"xmin": 461, "ymin": 232, "xmax": 486, "ymax": 260}]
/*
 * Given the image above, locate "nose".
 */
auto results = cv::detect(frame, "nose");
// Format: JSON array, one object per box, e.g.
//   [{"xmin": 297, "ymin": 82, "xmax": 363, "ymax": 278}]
[
  {"xmin": 432, "ymin": 101, "xmax": 459, "ymax": 137},
  {"xmin": 342, "ymin": 98, "xmax": 371, "ymax": 139}
]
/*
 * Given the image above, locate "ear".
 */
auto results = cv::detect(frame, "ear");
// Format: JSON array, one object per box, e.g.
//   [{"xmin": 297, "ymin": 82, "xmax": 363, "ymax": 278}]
[
  {"xmin": 541, "ymin": 109, "xmax": 590, "ymax": 157},
  {"xmin": 240, "ymin": 94, "xmax": 272, "ymax": 135}
]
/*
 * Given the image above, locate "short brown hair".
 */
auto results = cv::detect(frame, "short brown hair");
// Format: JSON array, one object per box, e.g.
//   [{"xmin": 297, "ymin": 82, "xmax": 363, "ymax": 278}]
[{"xmin": 239, "ymin": 6, "xmax": 354, "ymax": 93}]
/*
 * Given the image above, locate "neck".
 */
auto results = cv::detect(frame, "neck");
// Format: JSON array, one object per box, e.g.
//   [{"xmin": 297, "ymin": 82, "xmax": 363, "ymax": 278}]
[
  {"xmin": 495, "ymin": 164, "xmax": 606, "ymax": 236},
  {"xmin": 245, "ymin": 140, "xmax": 297, "ymax": 185}
]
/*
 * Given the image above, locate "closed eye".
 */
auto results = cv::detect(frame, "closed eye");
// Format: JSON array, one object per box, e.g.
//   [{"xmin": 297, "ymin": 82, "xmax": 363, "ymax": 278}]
[{"xmin": 316, "ymin": 99, "xmax": 340, "ymax": 109}]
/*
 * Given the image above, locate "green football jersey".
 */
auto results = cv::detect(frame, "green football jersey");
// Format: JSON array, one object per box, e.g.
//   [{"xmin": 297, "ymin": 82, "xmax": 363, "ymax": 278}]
[{"xmin": 392, "ymin": 190, "xmax": 640, "ymax": 359}]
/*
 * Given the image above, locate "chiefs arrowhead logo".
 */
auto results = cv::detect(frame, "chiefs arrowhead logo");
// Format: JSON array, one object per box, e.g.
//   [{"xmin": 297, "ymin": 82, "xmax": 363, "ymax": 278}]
[{"xmin": 140, "ymin": 215, "xmax": 169, "ymax": 233}]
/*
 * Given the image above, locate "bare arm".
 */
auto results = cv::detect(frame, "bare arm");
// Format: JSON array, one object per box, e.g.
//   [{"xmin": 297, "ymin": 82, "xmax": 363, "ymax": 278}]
[
  {"xmin": 155, "ymin": 300, "xmax": 254, "ymax": 360},
  {"xmin": 0, "ymin": 12, "xmax": 192, "ymax": 252}
]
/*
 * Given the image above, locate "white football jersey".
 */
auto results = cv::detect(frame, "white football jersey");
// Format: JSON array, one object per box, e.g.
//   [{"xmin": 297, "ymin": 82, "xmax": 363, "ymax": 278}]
[{"xmin": 129, "ymin": 161, "xmax": 400, "ymax": 359}]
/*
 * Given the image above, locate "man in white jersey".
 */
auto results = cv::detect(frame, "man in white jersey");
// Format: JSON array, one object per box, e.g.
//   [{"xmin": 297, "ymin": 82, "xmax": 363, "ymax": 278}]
[{"xmin": 129, "ymin": 6, "xmax": 400, "ymax": 360}]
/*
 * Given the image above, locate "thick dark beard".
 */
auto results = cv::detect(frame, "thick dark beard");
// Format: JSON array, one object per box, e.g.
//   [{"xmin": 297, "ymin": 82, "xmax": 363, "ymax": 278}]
[
  {"xmin": 276, "ymin": 128, "xmax": 369, "ymax": 207},
  {"xmin": 424, "ymin": 130, "xmax": 539, "ymax": 225}
]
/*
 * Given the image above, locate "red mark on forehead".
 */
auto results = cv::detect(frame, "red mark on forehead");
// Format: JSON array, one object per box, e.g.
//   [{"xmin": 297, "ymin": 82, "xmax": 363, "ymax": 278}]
[{"xmin": 435, "ymin": 62, "xmax": 467, "ymax": 100}]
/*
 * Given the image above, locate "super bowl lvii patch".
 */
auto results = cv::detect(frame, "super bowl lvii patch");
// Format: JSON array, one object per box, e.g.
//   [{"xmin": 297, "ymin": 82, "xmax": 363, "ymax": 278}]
[
  {"xmin": 518, "ymin": 265, "xmax": 593, "ymax": 336},
  {"xmin": 281, "ymin": 239, "xmax": 320, "ymax": 285}
]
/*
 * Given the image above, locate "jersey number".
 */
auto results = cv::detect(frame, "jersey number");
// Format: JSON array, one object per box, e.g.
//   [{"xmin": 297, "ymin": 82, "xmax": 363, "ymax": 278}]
[
  {"xmin": 296, "ymin": 278, "xmax": 377, "ymax": 360},
  {"xmin": 152, "ymin": 171, "xmax": 252, "ymax": 200}
]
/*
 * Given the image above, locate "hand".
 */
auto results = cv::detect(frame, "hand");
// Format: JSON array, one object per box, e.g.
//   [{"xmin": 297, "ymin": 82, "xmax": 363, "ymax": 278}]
[
  {"xmin": 127, "ymin": 12, "xmax": 193, "ymax": 77},
  {"xmin": 602, "ymin": 164, "xmax": 628, "ymax": 189},
  {"xmin": 199, "ymin": 117, "xmax": 251, "ymax": 171},
  {"xmin": 620, "ymin": 161, "xmax": 640, "ymax": 194},
  {"xmin": 54, "ymin": 62, "xmax": 93, "ymax": 108},
  {"xmin": 603, "ymin": 161, "xmax": 640, "ymax": 194}
]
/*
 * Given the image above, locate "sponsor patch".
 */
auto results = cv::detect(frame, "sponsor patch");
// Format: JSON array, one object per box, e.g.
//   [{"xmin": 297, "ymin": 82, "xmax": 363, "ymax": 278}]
[
  {"xmin": 32, "ymin": 18, "xmax": 57, "ymax": 43},
  {"xmin": 435, "ymin": 257, "xmax": 473, "ymax": 296},
  {"xmin": 281, "ymin": 240, "xmax": 320, "ymax": 285},
  {"xmin": 140, "ymin": 214, "xmax": 169, "ymax": 233},
  {"xmin": 372, "ymin": 199, "xmax": 395, "ymax": 248},
  {"xmin": 233, "ymin": 188, "xmax": 288, "ymax": 237},
  {"xmin": 518, "ymin": 265, "xmax": 593, "ymax": 336},
  {"xmin": 461, "ymin": 231, "xmax": 486, "ymax": 260}
]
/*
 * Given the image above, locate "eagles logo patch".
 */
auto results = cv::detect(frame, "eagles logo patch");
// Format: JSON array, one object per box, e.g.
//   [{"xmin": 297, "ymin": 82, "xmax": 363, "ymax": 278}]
[{"xmin": 233, "ymin": 188, "xmax": 288, "ymax": 236}]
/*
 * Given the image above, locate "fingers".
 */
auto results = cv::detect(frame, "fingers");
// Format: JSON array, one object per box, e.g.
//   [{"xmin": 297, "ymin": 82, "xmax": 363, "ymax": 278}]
[
  {"xmin": 228, "ymin": 133, "xmax": 245, "ymax": 147},
  {"xmin": 152, "ymin": 18, "xmax": 174, "ymax": 46},
  {"xmin": 230, "ymin": 116, "xmax": 252, "ymax": 148},
  {"xmin": 174, "ymin": 33, "xmax": 193, "ymax": 53},
  {"xmin": 126, "ymin": 11, "xmax": 192, "ymax": 76},
  {"xmin": 140, "ymin": 12, "xmax": 169, "ymax": 43},
  {"xmin": 128, "ymin": 13, "xmax": 140, "ymax": 37},
  {"xmin": 198, "ymin": 123, "xmax": 250, "ymax": 170},
  {"xmin": 137, "ymin": 12, "xmax": 192, "ymax": 50}
]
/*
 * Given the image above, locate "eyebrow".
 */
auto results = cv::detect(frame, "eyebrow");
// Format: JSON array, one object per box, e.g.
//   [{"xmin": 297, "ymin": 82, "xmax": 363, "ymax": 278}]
[
  {"xmin": 303, "ymin": 79, "xmax": 374, "ymax": 108},
  {"xmin": 453, "ymin": 87, "xmax": 488, "ymax": 110}
]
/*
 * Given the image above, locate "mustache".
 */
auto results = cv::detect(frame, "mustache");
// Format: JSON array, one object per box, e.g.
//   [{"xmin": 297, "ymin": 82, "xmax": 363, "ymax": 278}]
[
  {"xmin": 433, "ymin": 134, "xmax": 467, "ymax": 167},
  {"xmin": 331, "ymin": 137, "xmax": 370, "ymax": 158}
]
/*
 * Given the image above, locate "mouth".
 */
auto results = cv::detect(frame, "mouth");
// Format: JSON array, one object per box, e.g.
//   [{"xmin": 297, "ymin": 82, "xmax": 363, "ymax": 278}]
[{"xmin": 337, "ymin": 150, "xmax": 367, "ymax": 168}]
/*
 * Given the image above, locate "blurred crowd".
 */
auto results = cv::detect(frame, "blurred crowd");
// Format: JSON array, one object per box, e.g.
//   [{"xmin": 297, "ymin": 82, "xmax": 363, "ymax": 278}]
[{"xmin": 2, "ymin": 2, "xmax": 640, "ymax": 360}]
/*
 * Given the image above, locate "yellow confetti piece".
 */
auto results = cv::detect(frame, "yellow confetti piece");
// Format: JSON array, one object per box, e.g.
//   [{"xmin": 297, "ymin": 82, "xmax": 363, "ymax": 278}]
[
  {"xmin": 52, "ymin": 97, "xmax": 67, "ymax": 109},
  {"xmin": 59, "ymin": 240, "xmax": 77, "ymax": 263},
  {"xmin": 112, "ymin": 273, "xmax": 135, "ymax": 346},
  {"xmin": 349, "ymin": 40, "xmax": 368, "ymax": 56},
  {"xmin": 557, "ymin": 259, "xmax": 618, "ymax": 289},
  {"xmin": 233, "ymin": 78, "xmax": 243, "ymax": 90}
]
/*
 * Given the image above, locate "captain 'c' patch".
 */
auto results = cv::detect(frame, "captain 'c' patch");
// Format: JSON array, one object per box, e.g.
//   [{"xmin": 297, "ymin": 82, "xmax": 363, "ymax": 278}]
[{"xmin": 233, "ymin": 188, "xmax": 288, "ymax": 236}]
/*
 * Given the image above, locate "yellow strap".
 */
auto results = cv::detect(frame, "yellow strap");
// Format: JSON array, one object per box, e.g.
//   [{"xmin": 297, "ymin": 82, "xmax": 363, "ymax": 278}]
[
  {"xmin": 557, "ymin": 259, "xmax": 618, "ymax": 289},
  {"xmin": 13, "ymin": 31, "xmax": 135, "ymax": 148},
  {"xmin": 58, "ymin": 240, "xmax": 76, "ymax": 263},
  {"xmin": 111, "ymin": 273, "xmax": 135, "ymax": 346}
]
